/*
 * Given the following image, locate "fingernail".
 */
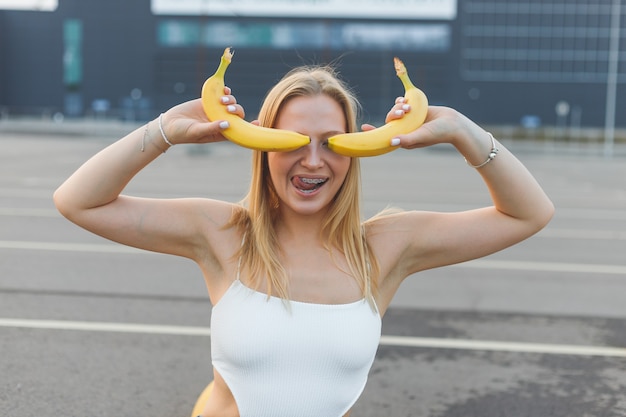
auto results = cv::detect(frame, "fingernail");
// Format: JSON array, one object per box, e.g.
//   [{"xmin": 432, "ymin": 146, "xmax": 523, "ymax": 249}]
[
  {"xmin": 219, "ymin": 121, "xmax": 230, "ymax": 129},
  {"xmin": 391, "ymin": 138, "xmax": 401, "ymax": 146},
  {"xmin": 227, "ymin": 105, "xmax": 236, "ymax": 112},
  {"xmin": 221, "ymin": 96, "xmax": 230, "ymax": 104},
  {"xmin": 402, "ymin": 104, "xmax": 410, "ymax": 111},
  {"xmin": 394, "ymin": 110, "xmax": 404, "ymax": 116}
]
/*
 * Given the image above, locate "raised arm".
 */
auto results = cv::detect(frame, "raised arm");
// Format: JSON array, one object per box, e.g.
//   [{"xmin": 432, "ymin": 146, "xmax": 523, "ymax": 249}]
[
  {"xmin": 368, "ymin": 105, "xmax": 554, "ymax": 299},
  {"xmin": 53, "ymin": 95, "xmax": 241, "ymax": 262}
]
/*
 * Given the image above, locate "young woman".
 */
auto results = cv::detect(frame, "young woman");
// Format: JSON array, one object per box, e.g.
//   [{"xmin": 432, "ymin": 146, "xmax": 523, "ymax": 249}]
[{"xmin": 53, "ymin": 65, "xmax": 554, "ymax": 417}]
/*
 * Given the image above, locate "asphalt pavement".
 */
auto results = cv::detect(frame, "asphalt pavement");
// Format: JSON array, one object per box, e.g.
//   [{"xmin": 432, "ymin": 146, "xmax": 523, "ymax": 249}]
[{"xmin": 1, "ymin": 121, "xmax": 625, "ymax": 417}]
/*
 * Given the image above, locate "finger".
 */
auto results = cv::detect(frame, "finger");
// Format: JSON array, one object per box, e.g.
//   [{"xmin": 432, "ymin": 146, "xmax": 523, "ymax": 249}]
[
  {"xmin": 385, "ymin": 103, "xmax": 411, "ymax": 123},
  {"xmin": 390, "ymin": 133, "xmax": 430, "ymax": 150},
  {"xmin": 219, "ymin": 93, "xmax": 239, "ymax": 106},
  {"xmin": 392, "ymin": 120, "xmax": 440, "ymax": 150},
  {"xmin": 230, "ymin": 104, "xmax": 245, "ymax": 119},
  {"xmin": 361, "ymin": 123, "xmax": 376, "ymax": 132},
  {"xmin": 220, "ymin": 95, "xmax": 236, "ymax": 104},
  {"xmin": 190, "ymin": 120, "xmax": 231, "ymax": 143}
]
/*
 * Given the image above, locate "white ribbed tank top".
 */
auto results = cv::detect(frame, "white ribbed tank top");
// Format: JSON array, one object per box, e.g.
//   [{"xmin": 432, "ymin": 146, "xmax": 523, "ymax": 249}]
[{"xmin": 210, "ymin": 279, "xmax": 381, "ymax": 417}]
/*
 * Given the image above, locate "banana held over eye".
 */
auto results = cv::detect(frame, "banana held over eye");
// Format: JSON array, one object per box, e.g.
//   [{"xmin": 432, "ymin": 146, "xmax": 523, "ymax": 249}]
[
  {"xmin": 201, "ymin": 47, "xmax": 310, "ymax": 152},
  {"xmin": 327, "ymin": 57, "xmax": 428, "ymax": 157}
]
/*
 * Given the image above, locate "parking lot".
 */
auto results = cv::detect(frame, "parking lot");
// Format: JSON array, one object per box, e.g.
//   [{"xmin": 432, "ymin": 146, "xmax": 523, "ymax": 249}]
[{"xmin": 1, "ymin": 123, "xmax": 626, "ymax": 416}]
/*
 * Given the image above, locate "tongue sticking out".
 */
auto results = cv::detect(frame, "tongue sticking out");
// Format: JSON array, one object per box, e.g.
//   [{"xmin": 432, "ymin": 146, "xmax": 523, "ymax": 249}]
[{"xmin": 292, "ymin": 176, "xmax": 325, "ymax": 192}]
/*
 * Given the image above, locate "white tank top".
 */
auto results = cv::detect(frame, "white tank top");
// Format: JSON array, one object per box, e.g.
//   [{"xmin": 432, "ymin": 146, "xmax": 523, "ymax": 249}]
[{"xmin": 210, "ymin": 279, "xmax": 382, "ymax": 417}]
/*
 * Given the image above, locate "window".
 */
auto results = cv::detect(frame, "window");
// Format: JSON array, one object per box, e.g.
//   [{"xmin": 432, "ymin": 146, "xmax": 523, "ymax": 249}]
[{"xmin": 460, "ymin": 0, "xmax": 625, "ymax": 83}]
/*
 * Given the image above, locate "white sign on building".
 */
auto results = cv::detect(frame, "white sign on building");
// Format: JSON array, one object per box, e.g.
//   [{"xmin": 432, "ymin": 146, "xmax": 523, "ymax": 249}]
[
  {"xmin": 0, "ymin": 0, "xmax": 57, "ymax": 11},
  {"xmin": 151, "ymin": 0, "xmax": 457, "ymax": 20}
]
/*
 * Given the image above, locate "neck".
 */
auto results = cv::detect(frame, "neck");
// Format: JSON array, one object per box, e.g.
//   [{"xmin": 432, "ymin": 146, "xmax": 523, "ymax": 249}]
[{"xmin": 275, "ymin": 211, "xmax": 328, "ymax": 246}]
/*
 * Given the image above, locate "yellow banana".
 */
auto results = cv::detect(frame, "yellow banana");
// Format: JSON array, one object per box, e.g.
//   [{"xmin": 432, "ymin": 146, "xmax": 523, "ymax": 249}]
[
  {"xmin": 201, "ymin": 47, "xmax": 310, "ymax": 152},
  {"xmin": 328, "ymin": 57, "xmax": 428, "ymax": 157}
]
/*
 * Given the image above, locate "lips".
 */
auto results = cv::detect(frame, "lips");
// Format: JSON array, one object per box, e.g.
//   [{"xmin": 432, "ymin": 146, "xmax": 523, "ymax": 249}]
[{"xmin": 291, "ymin": 176, "xmax": 328, "ymax": 194}]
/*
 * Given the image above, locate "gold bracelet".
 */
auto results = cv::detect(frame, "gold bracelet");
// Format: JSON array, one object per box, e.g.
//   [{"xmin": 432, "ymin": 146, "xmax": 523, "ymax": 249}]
[{"xmin": 465, "ymin": 132, "xmax": 499, "ymax": 169}]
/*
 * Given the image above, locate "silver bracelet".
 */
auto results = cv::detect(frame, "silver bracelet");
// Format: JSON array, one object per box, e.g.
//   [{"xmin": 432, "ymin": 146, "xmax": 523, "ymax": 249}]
[
  {"xmin": 141, "ymin": 122, "xmax": 149, "ymax": 152},
  {"xmin": 140, "ymin": 118, "xmax": 168, "ymax": 153},
  {"xmin": 158, "ymin": 113, "xmax": 174, "ymax": 148},
  {"xmin": 465, "ymin": 132, "xmax": 499, "ymax": 169}
]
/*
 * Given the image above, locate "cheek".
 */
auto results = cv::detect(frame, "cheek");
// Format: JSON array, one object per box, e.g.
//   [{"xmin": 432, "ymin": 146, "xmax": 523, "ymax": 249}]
[
  {"xmin": 331, "ymin": 154, "xmax": 352, "ymax": 180},
  {"xmin": 267, "ymin": 153, "xmax": 290, "ymax": 184}
]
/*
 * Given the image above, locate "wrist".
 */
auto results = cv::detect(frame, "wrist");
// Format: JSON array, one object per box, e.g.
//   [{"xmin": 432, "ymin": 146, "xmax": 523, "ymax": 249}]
[
  {"xmin": 158, "ymin": 113, "xmax": 175, "ymax": 148},
  {"xmin": 141, "ymin": 118, "xmax": 170, "ymax": 153},
  {"xmin": 464, "ymin": 132, "xmax": 499, "ymax": 169}
]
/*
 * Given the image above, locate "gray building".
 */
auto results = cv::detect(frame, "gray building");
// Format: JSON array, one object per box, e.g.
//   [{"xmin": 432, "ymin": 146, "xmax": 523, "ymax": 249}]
[{"xmin": 1, "ymin": 0, "xmax": 624, "ymax": 129}]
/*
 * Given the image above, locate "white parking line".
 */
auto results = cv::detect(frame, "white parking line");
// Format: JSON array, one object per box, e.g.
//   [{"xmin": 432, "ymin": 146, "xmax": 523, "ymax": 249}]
[
  {"xmin": 538, "ymin": 228, "xmax": 626, "ymax": 240},
  {"xmin": 0, "ymin": 318, "xmax": 211, "ymax": 336},
  {"xmin": 1, "ymin": 318, "xmax": 625, "ymax": 358},
  {"xmin": 455, "ymin": 259, "xmax": 626, "ymax": 275},
  {"xmin": 0, "ymin": 208, "xmax": 59, "ymax": 217},
  {"xmin": 378, "ymin": 335, "xmax": 626, "ymax": 357},
  {"xmin": 0, "ymin": 240, "xmax": 146, "ymax": 254},
  {"xmin": 2, "ymin": 240, "xmax": 625, "ymax": 274}
]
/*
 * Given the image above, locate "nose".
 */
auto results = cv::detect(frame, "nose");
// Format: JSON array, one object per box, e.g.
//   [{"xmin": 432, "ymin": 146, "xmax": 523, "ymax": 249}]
[{"xmin": 299, "ymin": 141, "xmax": 324, "ymax": 169}]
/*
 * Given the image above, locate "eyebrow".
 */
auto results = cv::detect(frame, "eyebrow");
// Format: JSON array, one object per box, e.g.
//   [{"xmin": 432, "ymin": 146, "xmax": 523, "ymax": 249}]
[{"xmin": 321, "ymin": 130, "xmax": 346, "ymax": 138}]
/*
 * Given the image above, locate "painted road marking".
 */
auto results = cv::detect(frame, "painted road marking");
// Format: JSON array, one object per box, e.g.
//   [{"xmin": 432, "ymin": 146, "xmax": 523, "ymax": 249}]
[
  {"xmin": 0, "ymin": 240, "xmax": 146, "ymax": 254},
  {"xmin": 455, "ymin": 259, "xmax": 626, "ymax": 275},
  {"xmin": 2, "ymin": 207, "xmax": 626, "ymax": 239},
  {"xmin": 1, "ymin": 240, "xmax": 624, "ymax": 274},
  {"xmin": 538, "ymin": 228, "xmax": 626, "ymax": 240},
  {"xmin": 0, "ymin": 208, "xmax": 59, "ymax": 217},
  {"xmin": 1, "ymin": 318, "xmax": 624, "ymax": 358},
  {"xmin": 379, "ymin": 335, "xmax": 626, "ymax": 357}
]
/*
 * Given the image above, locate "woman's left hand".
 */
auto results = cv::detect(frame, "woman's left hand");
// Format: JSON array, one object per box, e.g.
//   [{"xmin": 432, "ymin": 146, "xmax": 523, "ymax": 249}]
[{"xmin": 362, "ymin": 98, "xmax": 484, "ymax": 150}]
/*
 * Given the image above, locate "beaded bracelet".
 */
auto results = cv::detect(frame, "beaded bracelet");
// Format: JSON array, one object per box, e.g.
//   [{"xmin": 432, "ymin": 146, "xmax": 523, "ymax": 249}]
[{"xmin": 465, "ymin": 132, "xmax": 499, "ymax": 169}]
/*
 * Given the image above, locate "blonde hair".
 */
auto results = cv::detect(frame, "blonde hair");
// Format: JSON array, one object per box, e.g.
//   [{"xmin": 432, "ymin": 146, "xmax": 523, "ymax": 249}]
[{"xmin": 229, "ymin": 65, "xmax": 378, "ymax": 307}]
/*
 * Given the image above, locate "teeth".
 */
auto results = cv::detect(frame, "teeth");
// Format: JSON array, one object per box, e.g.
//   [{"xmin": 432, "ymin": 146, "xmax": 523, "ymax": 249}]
[{"xmin": 301, "ymin": 177, "xmax": 326, "ymax": 184}]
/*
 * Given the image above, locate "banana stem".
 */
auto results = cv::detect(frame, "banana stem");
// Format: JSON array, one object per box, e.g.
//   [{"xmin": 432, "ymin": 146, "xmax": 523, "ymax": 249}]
[
  {"xmin": 214, "ymin": 47, "xmax": 234, "ymax": 79},
  {"xmin": 393, "ymin": 57, "xmax": 416, "ymax": 91}
]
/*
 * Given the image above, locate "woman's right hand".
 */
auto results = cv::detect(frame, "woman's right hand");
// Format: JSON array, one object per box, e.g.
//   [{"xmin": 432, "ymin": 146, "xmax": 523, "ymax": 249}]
[{"xmin": 159, "ymin": 87, "xmax": 245, "ymax": 146}]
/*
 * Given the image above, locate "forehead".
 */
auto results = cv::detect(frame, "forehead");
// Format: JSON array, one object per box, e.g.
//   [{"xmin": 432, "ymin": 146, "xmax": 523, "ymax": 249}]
[{"xmin": 275, "ymin": 94, "xmax": 346, "ymax": 132}]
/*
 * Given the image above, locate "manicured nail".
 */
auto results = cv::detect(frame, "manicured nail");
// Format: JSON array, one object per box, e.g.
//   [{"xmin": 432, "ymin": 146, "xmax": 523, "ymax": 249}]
[
  {"xmin": 402, "ymin": 104, "xmax": 410, "ymax": 111},
  {"xmin": 219, "ymin": 121, "xmax": 230, "ymax": 129},
  {"xmin": 391, "ymin": 138, "xmax": 401, "ymax": 146},
  {"xmin": 394, "ymin": 110, "xmax": 404, "ymax": 116},
  {"xmin": 221, "ymin": 96, "xmax": 230, "ymax": 104},
  {"xmin": 227, "ymin": 105, "xmax": 236, "ymax": 112}
]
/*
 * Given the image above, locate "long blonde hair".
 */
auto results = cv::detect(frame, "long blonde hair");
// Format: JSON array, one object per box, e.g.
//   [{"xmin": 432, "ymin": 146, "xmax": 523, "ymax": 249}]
[{"xmin": 229, "ymin": 65, "xmax": 378, "ymax": 307}]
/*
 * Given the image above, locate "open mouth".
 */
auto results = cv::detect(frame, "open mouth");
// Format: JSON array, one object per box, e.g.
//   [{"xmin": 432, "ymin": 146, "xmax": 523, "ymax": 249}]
[{"xmin": 292, "ymin": 176, "xmax": 328, "ymax": 194}]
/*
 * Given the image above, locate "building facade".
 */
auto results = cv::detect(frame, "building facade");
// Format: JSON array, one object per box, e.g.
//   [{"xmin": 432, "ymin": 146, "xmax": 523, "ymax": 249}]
[{"xmin": 1, "ymin": 0, "xmax": 624, "ymax": 129}]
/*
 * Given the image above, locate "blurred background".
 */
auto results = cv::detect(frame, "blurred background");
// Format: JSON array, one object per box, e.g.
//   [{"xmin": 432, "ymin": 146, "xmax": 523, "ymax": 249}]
[
  {"xmin": 2, "ymin": 2, "xmax": 626, "ymax": 416},
  {"xmin": 1, "ymin": 0, "xmax": 625, "ymax": 152}
]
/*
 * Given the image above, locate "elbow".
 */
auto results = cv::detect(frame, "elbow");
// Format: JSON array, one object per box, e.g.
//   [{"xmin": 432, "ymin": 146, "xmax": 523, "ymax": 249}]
[
  {"xmin": 532, "ymin": 198, "xmax": 556, "ymax": 233},
  {"xmin": 53, "ymin": 187, "xmax": 68, "ymax": 218},
  {"xmin": 53, "ymin": 186, "xmax": 77, "ymax": 221}
]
